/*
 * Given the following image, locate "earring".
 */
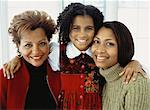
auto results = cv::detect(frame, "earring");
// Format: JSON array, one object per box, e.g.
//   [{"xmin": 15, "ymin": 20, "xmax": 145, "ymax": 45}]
[{"xmin": 17, "ymin": 48, "xmax": 22, "ymax": 58}]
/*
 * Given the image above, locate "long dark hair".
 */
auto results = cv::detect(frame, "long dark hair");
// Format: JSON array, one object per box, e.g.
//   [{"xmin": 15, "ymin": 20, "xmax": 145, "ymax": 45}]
[{"xmin": 103, "ymin": 21, "xmax": 134, "ymax": 67}]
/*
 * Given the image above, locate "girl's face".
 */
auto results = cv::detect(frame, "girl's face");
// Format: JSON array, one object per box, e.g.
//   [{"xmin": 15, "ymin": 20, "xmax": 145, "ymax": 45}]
[
  {"xmin": 18, "ymin": 28, "xmax": 49, "ymax": 67},
  {"xmin": 91, "ymin": 27, "xmax": 118, "ymax": 69},
  {"xmin": 69, "ymin": 15, "xmax": 95, "ymax": 51}
]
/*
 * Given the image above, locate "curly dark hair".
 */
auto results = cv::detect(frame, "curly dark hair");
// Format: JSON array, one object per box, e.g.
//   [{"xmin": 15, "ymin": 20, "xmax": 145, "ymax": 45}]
[
  {"xmin": 57, "ymin": 3, "xmax": 104, "ymax": 44},
  {"xmin": 103, "ymin": 21, "xmax": 134, "ymax": 67},
  {"xmin": 8, "ymin": 10, "xmax": 56, "ymax": 45}
]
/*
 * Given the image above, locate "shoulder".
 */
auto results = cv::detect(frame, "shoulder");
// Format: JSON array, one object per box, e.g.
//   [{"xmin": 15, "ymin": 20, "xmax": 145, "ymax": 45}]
[{"xmin": 126, "ymin": 74, "xmax": 150, "ymax": 92}]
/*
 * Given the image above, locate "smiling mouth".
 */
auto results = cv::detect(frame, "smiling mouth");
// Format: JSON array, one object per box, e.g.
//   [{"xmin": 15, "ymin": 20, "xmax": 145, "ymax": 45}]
[
  {"xmin": 30, "ymin": 56, "xmax": 42, "ymax": 60},
  {"xmin": 96, "ymin": 55, "xmax": 108, "ymax": 62},
  {"xmin": 76, "ymin": 39, "xmax": 87, "ymax": 44}
]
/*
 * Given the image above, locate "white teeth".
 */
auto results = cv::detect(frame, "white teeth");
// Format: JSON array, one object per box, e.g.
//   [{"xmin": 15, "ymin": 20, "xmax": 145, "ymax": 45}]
[
  {"xmin": 96, "ymin": 55, "xmax": 107, "ymax": 62},
  {"xmin": 97, "ymin": 56, "xmax": 106, "ymax": 60},
  {"xmin": 77, "ymin": 39, "xmax": 86, "ymax": 43},
  {"xmin": 31, "ymin": 56, "xmax": 41, "ymax": 60}
]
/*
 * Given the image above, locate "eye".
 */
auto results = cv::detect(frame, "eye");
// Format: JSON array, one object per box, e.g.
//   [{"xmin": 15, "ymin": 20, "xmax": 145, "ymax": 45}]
[
  {"xmin": 86, "ymin": 26, "xmax": 94, "ymax": 31},
  {"xmin": 39, "ymin": 42, "xmax": 47, "ymax": 47},
  {"xmin": 93, "ymin": 39, "xmax": 100, "ymax": 44},
  {"xmin": 106, "ymin": 42, "xmax": 115, "ymax": 47},
  {"xmin": 71, "ymin": 26, "xmax": 80, "ymax": 31},
  {"xmin": 24, "ymin": 44, "xmax": 32, "ymax": 49}
]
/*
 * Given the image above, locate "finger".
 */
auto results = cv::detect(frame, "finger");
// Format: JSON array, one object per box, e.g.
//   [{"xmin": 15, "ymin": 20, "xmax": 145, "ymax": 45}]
[
  {"xmin": 124, "ymin": 71, "xmax": 133, "ymax": 84},
  {"xmin": 5, "ymin": 64, "xmax": 11, "ymax": 79},
  {"xmin": 5, "ymin": 70, "xmax": 11, "ymax": 79},
  {"xmin": 138, "ymin": 69, "xmax": 148, "ymax": 78},
  {"xmin": 122, "ymin": 68, "xmax": 133, "ymax": 84},
  {"xmin": 119, "ymin": 71, "xmax": 124, "ymax": 76},
  {"xmin": 131, "ymin": 72, "xmax": 138, "ymax": 81},
  {"xmin": 122, "ymin": 69, "xmax": 129, "ymax": 82},
  {"xmin": 10, "ymin": 73, "xmax": 14, "ymax": 79},
  {"xmin": 13, "ymin": 63, "xmax": 21, "ymax": 73},
  {"xmin": 2, "ymin": 63, "xmax": 7, "ymax": 77},
  {"xmin": 10, "ymin": 65, "xmax": 15, "ymax": 79}
]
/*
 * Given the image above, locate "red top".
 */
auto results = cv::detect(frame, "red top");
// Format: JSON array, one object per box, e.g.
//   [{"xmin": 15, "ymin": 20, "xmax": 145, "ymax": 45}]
[{"xmin": 0, "ymin": 59, "xmax": 61, "ymax": 109}]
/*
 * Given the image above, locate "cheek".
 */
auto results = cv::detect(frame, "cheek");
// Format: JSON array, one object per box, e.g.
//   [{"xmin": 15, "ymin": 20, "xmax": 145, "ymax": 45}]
[
  {"xmin": 111, "ymin": 49, "xmax": 118, "ymax": 63},
  {"xmin": 19, "ymin": 46, "xmax": 29, "ymax": 56},
  {"xmin": 42, "ymin": 46, "xmax": 50, "ymax": 55},
  {"xmin": 91, "ymin": 45, "xmax": 95, "ymax": 54},
  {"xmin": 91, "ymin": 46, "xmax": 97, "ymax": 58}
]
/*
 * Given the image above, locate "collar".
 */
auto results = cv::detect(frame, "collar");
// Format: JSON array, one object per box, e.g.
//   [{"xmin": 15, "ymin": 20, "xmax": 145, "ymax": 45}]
[
  {"xmin": 66, "ymin": 42, "xmax": 92, "ymax": 59},
  {"xmin": 99, "ymin": 63, "xmax": 123, "ymax": 82}
]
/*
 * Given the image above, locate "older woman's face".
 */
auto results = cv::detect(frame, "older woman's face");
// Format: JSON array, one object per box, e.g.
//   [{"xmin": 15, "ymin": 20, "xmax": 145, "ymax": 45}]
[
  {"xmin": 91, "ymin": 27, "xmax": 118, "ymax": 69},
  {"xmin": 18, "ymin": 28, "xmax": 49, "ymax": 67}
]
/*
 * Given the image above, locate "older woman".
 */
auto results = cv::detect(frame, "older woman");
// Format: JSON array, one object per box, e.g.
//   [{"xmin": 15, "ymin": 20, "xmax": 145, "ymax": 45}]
[{"xmin": 0, "ymin": 10, "xmax": 60, "ymax": 109}]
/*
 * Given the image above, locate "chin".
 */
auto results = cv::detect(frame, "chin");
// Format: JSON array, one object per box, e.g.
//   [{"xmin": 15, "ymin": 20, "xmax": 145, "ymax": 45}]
[
  {"xmin": 31, "ymin": 62, "xmax": 44, "ymax": 67},
  {"xmin": 96, "ymin": 63, "xmax": 106, "ymax": 69}
]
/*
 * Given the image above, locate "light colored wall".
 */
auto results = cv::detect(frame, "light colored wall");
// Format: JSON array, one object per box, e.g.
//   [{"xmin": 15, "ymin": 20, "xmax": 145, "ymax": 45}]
[{"xmin": 0, "ymin": 0, "xmax": 150, "ymax": 72}]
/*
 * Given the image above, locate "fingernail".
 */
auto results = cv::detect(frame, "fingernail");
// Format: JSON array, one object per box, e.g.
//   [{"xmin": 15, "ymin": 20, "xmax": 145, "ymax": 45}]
[
  {"xmin": 125, "ymin": 81, "xmax": 128, "ymax": 84},
  {"xmin": 7, "ymin": 77, "xmax": 10, "ymax": 79},
  {"xmin": 119, "ymin": 73, "xmax": 122, "ymax": 76},
  {"xmin": 132, "ymin": 78, "xmax": 136, "ymax": 81}
]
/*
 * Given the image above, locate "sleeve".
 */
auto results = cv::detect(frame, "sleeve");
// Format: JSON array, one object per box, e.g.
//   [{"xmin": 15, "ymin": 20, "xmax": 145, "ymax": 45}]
[
  {"xmin": 0, "ymin": 69, "xmax": 8, "ymax": 109},
  {"xmin": 125, "ymin": 77, "xmax": 149, "ymax": 110},
  {"xmin": 48, "ymin": 42, "xmax": 60, "ymax": 71}
]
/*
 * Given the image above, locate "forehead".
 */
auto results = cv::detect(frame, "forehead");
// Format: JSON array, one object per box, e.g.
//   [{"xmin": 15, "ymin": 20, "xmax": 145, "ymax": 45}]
[
  {"xmin": 72, "ymin": 15, "xmax": 94, "ymax": 26},
  {"xmin": 96, "ymin": 27, "xmax": 116, "ymax": 40},
  {"xmin": 20, "ymin": 28, "xmax": 47, "ymax": 41}
]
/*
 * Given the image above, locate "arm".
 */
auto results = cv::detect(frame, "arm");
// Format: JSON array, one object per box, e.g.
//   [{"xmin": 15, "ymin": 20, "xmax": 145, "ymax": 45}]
[
  {"xmin": 2, "ymin": 56, "xmax": 21, "ymax": 79},
  {"xmin": 119, "ymin": 60, "xmax": 146, "ymax": 84},
  {"xmin": 124, "ymin": 77, "xmax": 149, "ymax": 110}
]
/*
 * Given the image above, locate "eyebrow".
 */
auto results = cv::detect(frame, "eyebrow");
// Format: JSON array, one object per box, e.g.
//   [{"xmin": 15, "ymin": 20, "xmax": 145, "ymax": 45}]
[
  {"xmin": 23, "ymin": 38, "xmax": 47, "ymax": 43},
  {"xmin": 94, "ymin": 36, "xmax": 114, "ymax": 41}
]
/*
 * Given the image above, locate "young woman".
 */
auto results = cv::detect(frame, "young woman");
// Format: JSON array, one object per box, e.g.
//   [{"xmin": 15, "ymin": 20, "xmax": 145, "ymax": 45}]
[
  {"xmin": 0, "ymin": 10, "xmax": 60, "ymax": 109},
  {"xmin": 91, "ymin": 21, "xmax": 150, "ymax": 110},
  {"xmin": 2, "ymin": 3, "xmax": 144, "ymax": 110}
]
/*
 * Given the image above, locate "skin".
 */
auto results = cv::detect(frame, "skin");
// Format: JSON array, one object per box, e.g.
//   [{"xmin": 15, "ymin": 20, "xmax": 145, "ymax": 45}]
[
  {"xmin": 92, "ymin": 27, "xmax": 118, "ymax": 69},
  {"xmin": 3, "ymin": 17, "xmax": 145, "ymax": 82},
  {"xmin": 69, "ymin": 15, "xmax": 95, "ymax": 51},
  {"xmin": 18, "ymin": 28, "xmax": 49, "ymax": 67}
]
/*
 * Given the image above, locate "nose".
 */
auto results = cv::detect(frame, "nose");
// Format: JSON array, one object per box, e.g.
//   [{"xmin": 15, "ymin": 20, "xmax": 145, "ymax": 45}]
[
  {"xmin": 79, "ymin": 29, "xmax": 87, "ymax": 37},
  {"xmin": 32, "ymin": 45, "xmax": 41, "ymax": 55},
  {"xmin": 96, "ymin": 45, "xmax": 106, "ymax": 53}
]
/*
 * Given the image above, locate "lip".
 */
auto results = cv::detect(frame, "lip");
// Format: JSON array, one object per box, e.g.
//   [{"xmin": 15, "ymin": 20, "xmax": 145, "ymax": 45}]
[
  {"xmin": 30, "ymin": 56, "xmax": 42, "ymax": 60},
  {"xmin": 76, "ymin": 39, "xmax": 87, "ymax": 44},
  {"xmin": 96, "ymin": 55, "xmax": 108, "ymax": 62}
]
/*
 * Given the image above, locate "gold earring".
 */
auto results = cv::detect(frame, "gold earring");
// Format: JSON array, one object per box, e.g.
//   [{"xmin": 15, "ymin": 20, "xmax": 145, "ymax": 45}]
[{"xmin": 17, "ymin": 48, "xmax": 22, "ymax": 58}]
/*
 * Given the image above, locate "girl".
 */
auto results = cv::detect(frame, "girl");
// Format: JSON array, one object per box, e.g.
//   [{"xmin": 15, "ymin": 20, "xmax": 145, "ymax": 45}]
[{"xmin": 91, "ymin": 21, "xmax": 150, "ymax": 110}]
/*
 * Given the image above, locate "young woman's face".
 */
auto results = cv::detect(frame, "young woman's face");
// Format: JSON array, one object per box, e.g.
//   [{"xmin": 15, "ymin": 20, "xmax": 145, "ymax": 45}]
[
  {"xmin": 91, "ymin": 27, "xmax": 118, "ymax": 69},
  {"xmin": 69, "ymin": 15, "xmax": 95, "ymax": 51},
  {"xmin": 18, "ymin": 28, "xmax": 49, "ymax": 67}
]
